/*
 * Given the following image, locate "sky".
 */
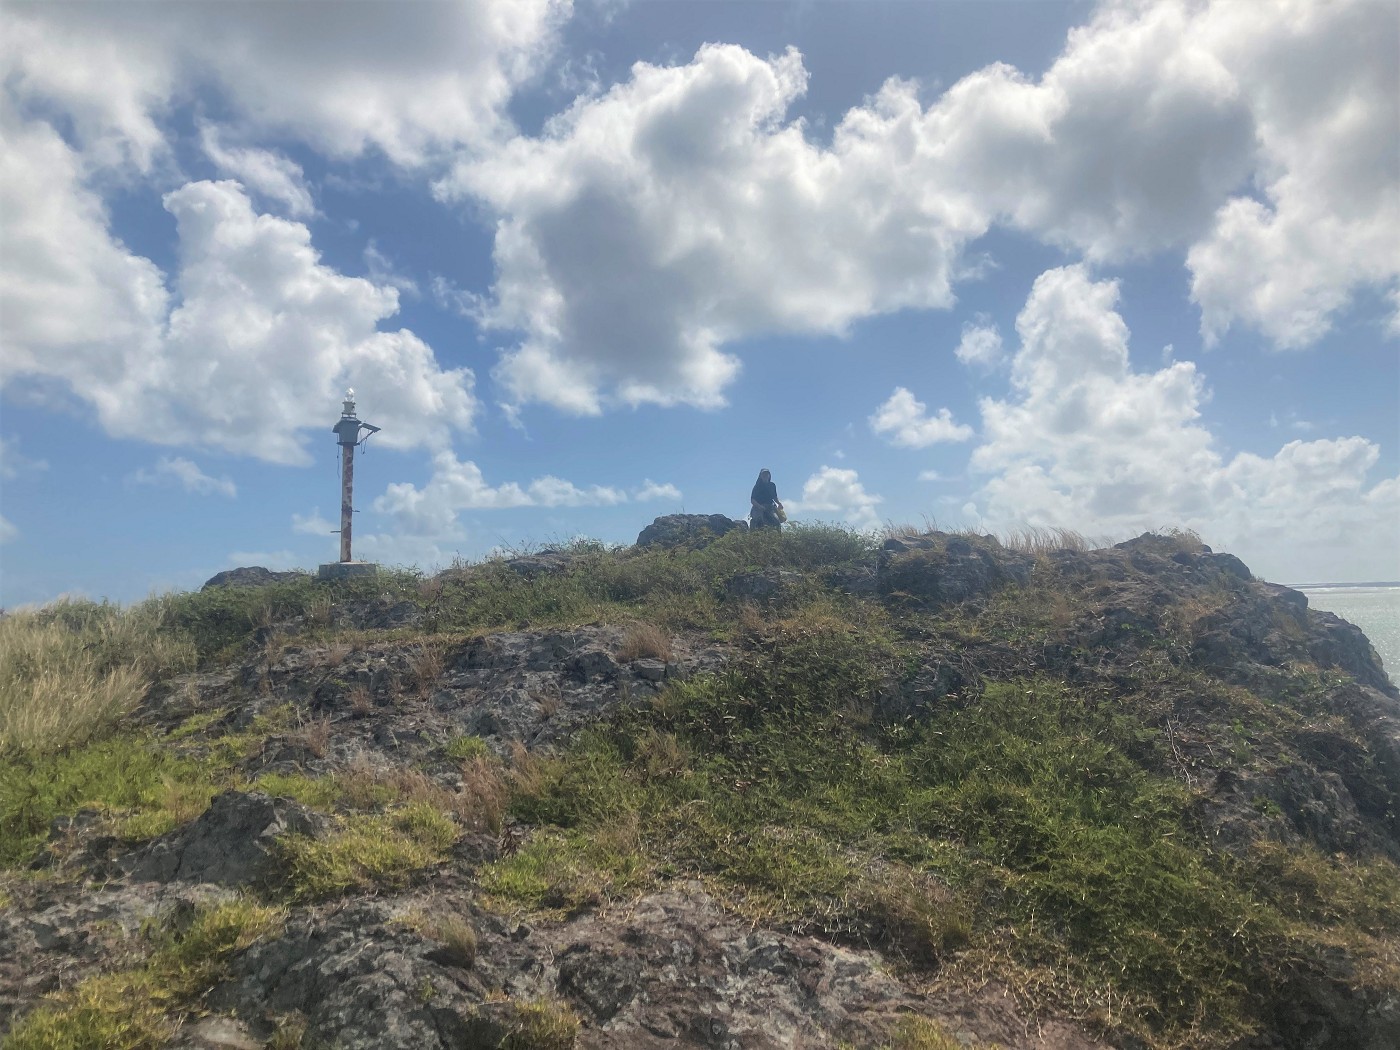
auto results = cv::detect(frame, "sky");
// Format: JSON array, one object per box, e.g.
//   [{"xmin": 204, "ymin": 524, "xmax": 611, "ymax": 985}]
[{"xmin": 1, "ymin": 0, "xmax": 1397, "ymax": 606}]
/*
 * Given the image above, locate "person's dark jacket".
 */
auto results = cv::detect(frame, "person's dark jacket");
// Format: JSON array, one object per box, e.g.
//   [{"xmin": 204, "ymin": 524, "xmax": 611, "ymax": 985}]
[{"xmin": 751, "ymin": 478, "xmax": 778, "ymax": 505}]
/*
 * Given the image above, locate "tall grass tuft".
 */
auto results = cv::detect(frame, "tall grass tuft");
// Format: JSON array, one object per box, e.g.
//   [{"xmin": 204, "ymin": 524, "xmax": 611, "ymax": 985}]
[
  {"xmin": 988, "ymin": 525, "xmax": 1094, "ymax": 554},
  {"xmin": 0, "ymin": 601, "xmax": 196, "ymax": 756}
]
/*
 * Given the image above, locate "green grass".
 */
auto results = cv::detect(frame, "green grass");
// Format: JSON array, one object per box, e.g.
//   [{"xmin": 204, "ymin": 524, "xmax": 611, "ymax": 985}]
[
  {"xmin": 444, "ymin": 734, "xmax": 492, "ymax": 760},
  {"xmin": 482, "ymin": 608, "xmax": 1400, "ymax": 1048},
  {"xmin": 2, "ymin": 899, "xmax": 282, "ymax": 1050},
  {"xmin": 276, "ymin": 801, "xmax": 459, "ymax": 900},
  {"xmin": 251, "ymin": 770, "xmax": 347, "ymax": 811},
  {"xmin": 0, "ymin": 734, "xmax": 224, "ymax": 868}
]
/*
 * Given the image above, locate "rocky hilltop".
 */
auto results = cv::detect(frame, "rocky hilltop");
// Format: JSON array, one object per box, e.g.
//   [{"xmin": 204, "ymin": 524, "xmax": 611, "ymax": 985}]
[{"xmin": 1, "ymin": 520, "xmax": 1397, "ymax": 1050}]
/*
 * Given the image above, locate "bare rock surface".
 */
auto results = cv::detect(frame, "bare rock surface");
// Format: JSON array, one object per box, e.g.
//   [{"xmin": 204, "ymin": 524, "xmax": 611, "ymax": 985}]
[
  {"xmin": 200, "ymin": 566, "xmax": 309, "ymax": 591},
  {"xmin": 125, "ymin": 790, "xmax": 326, "ymax": 886},
  {"xmin": 637, "ymin": 513, "xmax": 747, "ymax": 549},
  {"xmin": 203, "ymin": 884, "xmax": 1104, "ymax": 1050}
]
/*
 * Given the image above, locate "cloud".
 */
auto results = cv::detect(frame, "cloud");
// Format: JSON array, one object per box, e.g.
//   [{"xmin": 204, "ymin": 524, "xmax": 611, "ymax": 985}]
[
  {"xmin": 440, "ymin": 1, "xmax": 1393, "ymax": 418},
  {"xmin": 0, "ymin": 436, "xmax": 48, "ymax": 479},
  {"xmin": 444, "ymin": 43, "xmax": 987, "ymax": 413},
  {"xmin": 0, "ymin": 515, "xmax": 16, "ymax": 544},
  {"xmin": 1, "ymin": 0, "xmax": 572, "ymax": 168},
  {"xmin": 1185, "ymin": 0, "xmax": 1399, "ymax": 346},
  {"xmin": 200, "ymin": 124, "xmax": 314, "ymax": 217},
  {"xmin": 1, "ymin": 169, "xmax": 476, "ymax": 464},
  {"xmin": 870, "ymin": 388, "xmax": 973, "ymax": 448},
  {"xmin": 131, "ymin": 456, "xmax": 237, "ymax": 498},
  {"xmin": 635, "ymin": 479, "xmax": 682, "ymax": 502},
  {"xmin": 364, "ymin": 242, "xmax": 420, "ymax": 299},
  {"xmin": 789, "ymin": 465, "xmax": 883, "ymax": 529},
  {"xmin": 966, "ymin": 265, "xmax": 1399, "ymax": 582},
  {"xmin": 954, "ymin": 320, "xmax": 1004, "ymax": 368},
  {"xmin": 373, "ymin": 450, "xmax": 679, "ymax": 539}
]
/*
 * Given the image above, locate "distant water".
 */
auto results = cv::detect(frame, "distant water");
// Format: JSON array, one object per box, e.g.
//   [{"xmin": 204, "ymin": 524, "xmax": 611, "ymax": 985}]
[{"xmin": 1295, "ymin": 584, "xmax": 1400, "ymax": 686}]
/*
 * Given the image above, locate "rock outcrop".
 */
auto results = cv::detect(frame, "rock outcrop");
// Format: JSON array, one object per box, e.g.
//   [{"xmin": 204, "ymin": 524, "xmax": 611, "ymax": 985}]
[
  {"xmin": 636, "ymin": 513, "xmax": 746, "ymax": 549},
  {"xmin": 5, "ymin": 528, "xmax": 1397, "ymax": 1050},
  {"xmin": 201, "ymin": 566, "xmax": 309, "ymax": 591}
]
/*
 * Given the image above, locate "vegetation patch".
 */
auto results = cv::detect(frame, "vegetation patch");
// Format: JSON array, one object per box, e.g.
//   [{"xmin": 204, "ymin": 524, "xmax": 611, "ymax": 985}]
[
  {"xmin": 490, "ymin": 604, "xmax": 1399, "ymax": 1048},
  {"xmin": 444, "ymin": 734, "xmax": 492, "ymax": 761},
  {"xmin": 3, "ymin": 898, "xmax": 282, "ymax": 1050},
  {"xmin": 0, "ymin": 601, "xmax": 196, "ymax": 755},
  {"xmin": 497, "ymin": 998, "xmax": 580, "ymax": 1050},
  {"xmin": 277, "ymin": 801, "xmax": 459, "ymax": 900},
  {"xmin": 0, "ymin": 734, "xmax": 223, "ymax": 869}
]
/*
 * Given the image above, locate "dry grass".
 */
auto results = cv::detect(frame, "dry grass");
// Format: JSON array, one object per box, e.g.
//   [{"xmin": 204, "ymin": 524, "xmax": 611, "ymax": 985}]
[
  {"xmin": 267, "ymin": 1013, "xmax": 308, "ymax": 1050},
  {"xmin": 460, "ymin": 755, "xmax": 511, "ymax": 833},
  {"xmin": 304, "ymin": 595, "xmax": 333, "ymax": 629},
  {"xmin": 736, "ymin": 602, "xmax": 767, "ymax": 639},
  {"xmin": 616, "ymin": 623, "xmax": 672, "ymax": 663},
  {"xmin": 348, "ymin": 684, "xmax": 373, "ymax": 717},
  {"xmin": 1156, "ymin": 526, "xmax": 1206, "ymax": 553},
  {"xmin": 991, "ymin": 525, "xmax": 1094, "ymax": 554},
  {"xmin": 0, "ymin": 602, "xmax": 196, "ymax": 755},
  {"xmin": 409, "ymin": 644, "xmax": 445, "ymax": 700},
  {"xmin": 424, "ymin": 912, "xmax": 478, "ymax": 968},
  {"xmin": 315, "ymin": 642, "xmax": 351, "ymax": 670},
  {"xmin": 292, "ymin": 716, "xmax": 332, "ymax": 759}
]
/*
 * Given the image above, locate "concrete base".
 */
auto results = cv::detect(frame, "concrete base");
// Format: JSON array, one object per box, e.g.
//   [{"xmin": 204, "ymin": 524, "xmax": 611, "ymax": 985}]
[{"xmin": 318, "ymin": 561, "xmax": 379, "ymax": 581}]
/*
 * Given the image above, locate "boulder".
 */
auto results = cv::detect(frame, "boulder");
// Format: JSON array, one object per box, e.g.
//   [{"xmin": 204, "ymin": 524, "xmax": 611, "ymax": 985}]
[
  {"xmin": 636, "ymin": 514, "xmax": 745, "ymax": 549},
  {"xmin": 879, "ymin": 534, "xmax": 1033, "ymax": 608},
  {"xmin": 126, "ymin": 791, "xmax": 325, "ymax": 886},
  {"xmin": 201, "ymin": 566, "xmax": 308, "ymax": 591}
]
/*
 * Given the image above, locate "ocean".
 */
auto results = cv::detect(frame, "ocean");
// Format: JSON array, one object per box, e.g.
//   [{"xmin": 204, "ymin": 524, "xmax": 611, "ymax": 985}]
[{"xmin": 1295, "ymin": 584, "xmax": 1400, "ymax": 687}]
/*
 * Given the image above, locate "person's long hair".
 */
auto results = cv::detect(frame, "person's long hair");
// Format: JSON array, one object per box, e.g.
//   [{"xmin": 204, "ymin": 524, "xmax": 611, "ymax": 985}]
[{"xmin": 756, "ymin": 468, "xmax": 771, "ymax": 483}]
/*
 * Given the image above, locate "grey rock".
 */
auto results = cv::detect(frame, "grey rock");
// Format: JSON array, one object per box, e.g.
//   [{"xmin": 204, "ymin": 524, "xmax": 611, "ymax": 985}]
[
  {"xmin": 126, "ymin": 791, "xmax": 324, "ymax": 886},
  {"xmin": 201, "ymin": 566, "xmax": 308, "ymax": 591},
  {"xmin": 632, "ymin": 658, "xmax": 667, "ymax": 682},
  {"xmin": 504, "ymin": 550, "xmax": 575, "ymax": 577},
  {"xmin": 167, "ymin": 1016, "xmax": 262, "ymax": 1050},
  {"xmin": 879, "ymin": 534, "xmax": 1034, "ymax": 608},
  {"xmin": 637, "ymin": 514, "xmax": 746, "ymax": 549}
]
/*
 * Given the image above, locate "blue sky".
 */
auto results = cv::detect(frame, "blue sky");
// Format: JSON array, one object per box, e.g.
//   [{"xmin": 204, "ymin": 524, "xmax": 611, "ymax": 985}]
[{"xmin": 1, "ymin": 0, "xmax": 1397, "ymax": 605}]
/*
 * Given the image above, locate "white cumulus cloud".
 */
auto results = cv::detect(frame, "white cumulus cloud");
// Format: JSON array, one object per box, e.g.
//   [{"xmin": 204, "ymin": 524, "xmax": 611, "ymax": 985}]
[
  {"xmin": 1, "ymin": 167, "xmax": 477, "ymax": 464},
  {"xmin": 967, "ymin": 265, "xmax": 1400, "ymax": 583},
  {"xmin": 954, "ymin": 320, "xmax": 1004, "ymax": 368},
  {"xmin": 635, "ymin": 479, "xmax": 683, "ymax": 502},
  {"xmin": 1, "ymin": 0, "xmax": 572, "ymax": 169},
  {"xmin": 372, "ymin": 450, "xmax": 679, "ymax": 540},
  {"xmin": 442, "ymin": 0, "xmax": 1394, "ymax": 419},
  {"xmin": 0, "ymin": 436, "xmax": 48, "ymax": 479},
  {"xmin": 870, "ymin": 388, "xmax": 973, "ymax": 449},
  {"xmin": 131, "ymin": 456, "xmax": 237, "ymax": 498},
  {"xmin": 789, "ymin": 465, "xmax": 883, "ymax": 530}
]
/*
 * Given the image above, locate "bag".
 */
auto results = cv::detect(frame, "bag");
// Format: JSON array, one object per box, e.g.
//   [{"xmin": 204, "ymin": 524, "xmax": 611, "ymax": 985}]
[{"xmin": 775, "ymin": 504, "xmax": 787, "ymax": 523}]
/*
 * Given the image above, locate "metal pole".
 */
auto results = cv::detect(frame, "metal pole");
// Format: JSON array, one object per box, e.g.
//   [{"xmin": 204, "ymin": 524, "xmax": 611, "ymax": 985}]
[{"xmin": 340, "ymin": 441, "xmax": 354, "ymax": 562}]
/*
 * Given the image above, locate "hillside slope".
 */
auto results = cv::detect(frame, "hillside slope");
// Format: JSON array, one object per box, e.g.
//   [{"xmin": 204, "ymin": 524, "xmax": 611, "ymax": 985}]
[{"xmin": 2, "ymin": 522, "xmax": 1397, "ymax": 1050}]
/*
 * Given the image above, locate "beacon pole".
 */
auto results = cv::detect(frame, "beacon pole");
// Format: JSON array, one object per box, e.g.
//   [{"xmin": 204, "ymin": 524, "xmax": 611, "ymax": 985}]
[{"xmin": 330, "ymin": 390, "xmax": 380, "ymax": 564}]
